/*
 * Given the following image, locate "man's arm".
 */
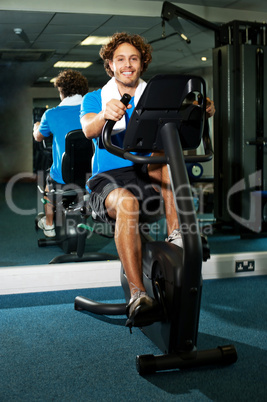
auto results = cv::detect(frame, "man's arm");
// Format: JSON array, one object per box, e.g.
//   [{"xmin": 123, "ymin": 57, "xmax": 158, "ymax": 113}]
[
  {"xmin": 33, "ymin": 122, "xmax": 46, "ymax": 142},
  {"xmin": 81, "ymin": 112, "xmax": 106, "ymax": 139},
  {"xmin": 81, "ymin": 99, "xmax": 131, "ymax": 140}
]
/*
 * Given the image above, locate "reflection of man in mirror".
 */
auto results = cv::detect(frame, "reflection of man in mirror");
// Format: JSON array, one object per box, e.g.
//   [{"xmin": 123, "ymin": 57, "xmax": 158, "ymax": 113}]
[{"xmin": 33, "ymin": 69, "xmax": 89, "ymax": 237}]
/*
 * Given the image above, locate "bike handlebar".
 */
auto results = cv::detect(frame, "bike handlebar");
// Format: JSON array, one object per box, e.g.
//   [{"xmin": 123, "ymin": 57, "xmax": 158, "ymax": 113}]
[{"xmin": 101, "ymin": 94, "xmax": 213, "ymax": 164}]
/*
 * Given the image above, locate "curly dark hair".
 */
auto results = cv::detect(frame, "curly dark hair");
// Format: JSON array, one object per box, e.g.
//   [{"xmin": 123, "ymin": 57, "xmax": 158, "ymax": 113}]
[
  {"xmin": 99, "ymin": 32, "xmax": 152, "ymax": 78},
  {"xmin": 54, "ymin": 69, "xmax": 89, "ymax": 97}
]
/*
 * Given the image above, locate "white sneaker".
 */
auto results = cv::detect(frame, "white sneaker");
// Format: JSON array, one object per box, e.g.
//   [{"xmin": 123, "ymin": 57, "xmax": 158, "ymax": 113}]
[
  {"xmin": 127, "ymin": 291, "xmax": 154, "ymax": 318},
  {"xmin": 37, "ymin": 216, "xmax": 56, "ymax": 238},
  {"xmin": 165, "ymin": 229, "xmax": 183, "ymax": 248}
]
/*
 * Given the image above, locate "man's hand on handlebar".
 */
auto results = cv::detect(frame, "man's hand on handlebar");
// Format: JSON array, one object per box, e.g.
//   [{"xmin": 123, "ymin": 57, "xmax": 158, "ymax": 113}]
[
  {"xmin": 205, "ymin": 97, "xmax": 215, "ymax": 118},
  {"xmin": 103, "ymin": 98, "xmax": 132, "ymax": 122},
  {"xmin": 192, "ymin": 96, "xmax": 215, "ymax": 119}
]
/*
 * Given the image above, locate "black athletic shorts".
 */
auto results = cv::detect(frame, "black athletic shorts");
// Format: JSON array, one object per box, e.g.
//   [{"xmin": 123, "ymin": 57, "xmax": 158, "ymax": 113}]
[
  {"xmin": 87, "ymin": 165, "xmax": 163, "ymax": 223},
  {"xmin": 46, "ymin": 174, "xmax": 64, "ymax": 192}
]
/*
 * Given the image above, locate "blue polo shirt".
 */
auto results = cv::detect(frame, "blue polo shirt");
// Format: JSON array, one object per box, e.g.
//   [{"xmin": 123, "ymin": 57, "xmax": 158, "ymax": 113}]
[
  {"xmin": 80, "ymin": 89, "xmax": 136, "ymax": 184},
  {"xmin": 39, "ymin": 105, "xmax": 82, "ymax": 184}
]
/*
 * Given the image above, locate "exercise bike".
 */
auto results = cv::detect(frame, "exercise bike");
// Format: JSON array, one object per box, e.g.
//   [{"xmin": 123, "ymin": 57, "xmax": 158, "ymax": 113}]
[
  {"xmin": 74, "ymin": 74, "xmax": 237, "ymax": 375},
  {"xmin": 35, "ymin": 129, "xmax": 118, "ymax": 264}
]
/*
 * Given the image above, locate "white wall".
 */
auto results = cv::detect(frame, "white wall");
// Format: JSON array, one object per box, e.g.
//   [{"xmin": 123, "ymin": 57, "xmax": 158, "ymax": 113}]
[{"xmin": 0, "ymin": 85, "xmax": 59, "ymax": 181}]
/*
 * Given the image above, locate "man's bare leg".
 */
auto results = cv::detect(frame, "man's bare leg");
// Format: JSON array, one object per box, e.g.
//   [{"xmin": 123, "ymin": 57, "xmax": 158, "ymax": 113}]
[
  {"xmin": 148, "ymin": 158, "xmax": 179, "ymax": 235},
  {"xmin": 44, "ymin": 185, "xmax": 54, "ymax": 226},
  {"xmin": 105, "ymin": 187, "xmax": 156, "ymax": 322},
  {"xmin": 105, "ymin": 188, "xmax": 145, "ymax": 295}
]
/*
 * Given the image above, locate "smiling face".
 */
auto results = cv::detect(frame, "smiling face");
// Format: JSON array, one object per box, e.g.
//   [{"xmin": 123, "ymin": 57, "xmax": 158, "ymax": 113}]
[{"xmin": 109, "ymin": 42, "xmax": 143, "ymax": 95}]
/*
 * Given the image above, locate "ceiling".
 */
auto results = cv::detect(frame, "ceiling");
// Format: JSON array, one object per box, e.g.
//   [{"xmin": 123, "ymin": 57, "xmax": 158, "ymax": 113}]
[{"xmin": 1, "ymin": 0, "xmax": 267, "ymax": 89}]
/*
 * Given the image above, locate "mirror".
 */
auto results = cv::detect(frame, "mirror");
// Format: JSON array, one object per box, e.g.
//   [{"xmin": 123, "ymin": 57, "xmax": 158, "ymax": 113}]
[{"xmin": 0, "ymin": 3, "xmax": 218, "ymax": 269}]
